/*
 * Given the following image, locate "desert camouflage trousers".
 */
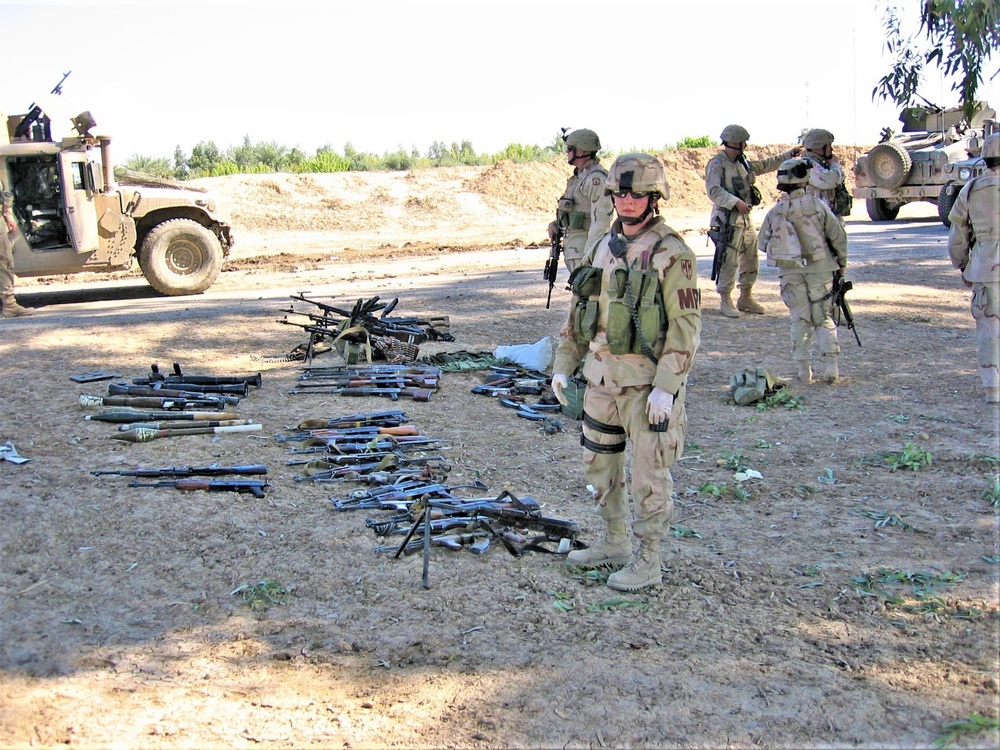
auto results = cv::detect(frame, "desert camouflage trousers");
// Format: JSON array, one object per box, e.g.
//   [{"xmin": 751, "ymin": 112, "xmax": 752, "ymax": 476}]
[
  {"xmin": 580, "ymin": 383, "xmax": 685, "ymax": 542},
  {"xmin": 971, "ymin": 282, "xmax": 1000, "ymax": 389},
  {"xmin": 715, "ymin": 219, "xmax": 759, "ymax": 294},
  {"xmin": 562, "ymin": 230, "xmax": 590, "ymax": 274},
  {"xmin": 779, "ymin": 271, "xmax": 840, "ymax": 363},
  {"xmin": 0, "ymin": 231, "xmax": 15, "ymax": 304}
]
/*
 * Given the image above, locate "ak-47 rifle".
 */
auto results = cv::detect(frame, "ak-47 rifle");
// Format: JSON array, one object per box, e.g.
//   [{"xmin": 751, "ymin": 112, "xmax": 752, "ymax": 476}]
[
  {"xmin": 543, "ymin": 225, "xmax": 564, "ymax": 309},
  {"xmin": 93, "ymin": 464, "xmax": 267, "ymax": 478},
  {"xmin": 129, "ymin": 478, "xmax": 269, "ymax": 498},
  {"xmin": 708, "ymin": 208, "xmax": 734, "ymax": 283},
  {"xmin": 831, "ymin": 273, "xmax": 861, "ymax": 347}
]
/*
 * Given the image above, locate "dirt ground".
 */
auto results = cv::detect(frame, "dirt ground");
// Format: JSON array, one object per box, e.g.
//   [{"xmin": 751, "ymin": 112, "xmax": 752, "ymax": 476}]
[{"xmin": 1, "ymin": 146, "xmax": 998, "ymax": 750}]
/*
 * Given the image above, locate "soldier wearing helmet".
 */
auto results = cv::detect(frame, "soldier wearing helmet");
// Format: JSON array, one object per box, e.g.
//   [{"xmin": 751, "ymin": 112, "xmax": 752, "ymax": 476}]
[
  {"xmin": 548, "ymin": 128, "xmax": 613, "ymax": 273},
  {"xmin": 551, "ymin": 153, "xmax": 701, "ymax": 592},
  {"xmin": 0, "ymin": 179, "xmax": 32, "ymax": 318},
  {"xmin": 758, "ymin": 158, "xmax": 849, "ymax": 384},
  {"xmin": 801, "ymin": 128, "xmax": 851, "ymax": 221},
  {"xmin": 947, "ymin": 131, "xmax": 1000, "ymax": 404},
  {"xmin": 706, "ymin": 124, "xmax": 801, "ymax": 317}
]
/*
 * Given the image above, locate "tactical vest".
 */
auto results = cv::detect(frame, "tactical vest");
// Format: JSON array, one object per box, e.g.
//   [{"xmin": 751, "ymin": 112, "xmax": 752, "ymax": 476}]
[
  {"xmin": 571, "ymin": 225, "xmax": 672, "ymax": 358},
  {"xmin": 558, "ymin": 163, "xmax": 606, "ymax": 232},
  {"xmin": 765, "ymin": 194, "xmax": 831, "ymax": 268}
]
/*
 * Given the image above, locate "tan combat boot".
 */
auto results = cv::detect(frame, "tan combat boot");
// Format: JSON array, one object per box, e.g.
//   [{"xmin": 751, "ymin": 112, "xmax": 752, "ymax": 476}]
[
  {"xmin": 719, "ymin": 292, "xmax": 740, "ymax": 318},
  {"xmin": 566, "ymin": 519, "xmax": 632, "ymax": 570},
  {"xmin": 823, "ymin": 356, "xmax": 839, "ymax": 384},
  {"xmin": 736, "ymin": 289, "xmax": 765, "ymax": 315},
  {"xmin": 797, "ymin": 362, "xmax": 812, "ymax": 384},
  {"xmin": 1, "ymin": 300, "xmax": 32, "ymax": 318},
  {"xmin": 986, "ymin": 387, "xmax": 1000, "ymax": 404},
  {"xmin": 607, "ymin": 541, "xmax": 661, "ymax": 591}
]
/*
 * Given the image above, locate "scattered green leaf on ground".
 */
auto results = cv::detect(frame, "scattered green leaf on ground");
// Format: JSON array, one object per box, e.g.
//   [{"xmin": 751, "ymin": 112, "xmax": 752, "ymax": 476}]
[
  {"xmin": 230, "ymin": 579, "xmax": 288, "ymax": 611},
  {"xmin": 932, "ymin": 712, "xmax": 1000, "ymax": 749},
  {"xmin": 885, "ymin": 442, "xmax": 933, "ymax": 472}
]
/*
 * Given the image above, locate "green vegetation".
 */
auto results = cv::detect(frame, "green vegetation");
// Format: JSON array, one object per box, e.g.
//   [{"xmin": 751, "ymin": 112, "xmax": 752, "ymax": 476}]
[
  {"xmin": 885, "ymin": 442, "xmax": 933, "ymax": 472},
  {"xmin": 851, "ymin": 568, "xmax": 980, "ymax": 619},
  {"xmin": 756, "ymin": 390, "xmax": 804, "ymax": 411},
  {"xmin": 854, "ymin": 507, "xmax": 922, "ymax": 532},
  {"xmin": 933, "ymin": 712, "xmax": 1000, "ymax": 749},
  {"xmin": 120, "ymin": 131, "xmax": 716, "ymax": 181},
  {"xmin": 230, "ymin": 579, "xmax": 288, "ymax": 611}
]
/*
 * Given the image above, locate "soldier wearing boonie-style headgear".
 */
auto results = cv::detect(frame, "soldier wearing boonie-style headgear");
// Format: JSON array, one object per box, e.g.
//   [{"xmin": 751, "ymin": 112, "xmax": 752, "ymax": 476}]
[
  {"xmin": 758, "ymin": 157, "xmax": 849, "ymax": 385},
  {"xmin": 551, "ymin": 153, "xmax": 701, "ymax": 592},
  {"xmin": 548, "ymin": 128, "xmax": 613, "ymax": 273},
  {"xmin": 706, "ymin": 124, "xmax": 800, "ymax": 317},
  {"xmin": 947, "ymin": 131, "xmax": 1000, "ymax": 404}
]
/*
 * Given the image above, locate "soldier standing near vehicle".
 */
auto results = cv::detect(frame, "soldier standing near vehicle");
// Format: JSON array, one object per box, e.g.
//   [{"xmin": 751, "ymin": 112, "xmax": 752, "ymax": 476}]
[
  {"xmin": 548, "ymin": 129, "xmax": 613, "ymax": 273},
  {"xmin": 758, "ymin": 158, "xmax": 848, "ymax": 384},
  {"xmin": 0, "ymin": 181, "xmax": 32, "ymax": 318},
  {"xmin": 550, "ymin": 153, "xmax": 701, "ymax": 592},
  {"xmin": 947, "ymin": 132, "xmax": 1000, "ymax": 404},
  {"xmin": 706, "ymin": 124, "xmax": 800, "ymax": 317},
  {"xmin": 801, "ymin": 128, "xmax": 852, "ymax": 222}
]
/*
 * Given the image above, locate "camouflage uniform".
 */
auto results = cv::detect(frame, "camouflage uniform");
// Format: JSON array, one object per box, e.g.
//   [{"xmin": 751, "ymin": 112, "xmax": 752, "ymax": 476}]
[
  {"xmin": 553, "ymin": 155, "xmax": 701, "ymax": 591},
  {"xmin": 0, "ymin": 181, "xmax": 30, "ymax": 317},
  {"xmin": 758, "ymin": 158, "xmax": 848, "ymax": 384},
  {"xmin": 947, "ymin": 132, "xmax": 1000, "ymax": 403},
  {"xmin": 706, "ymin": 126, "xmax": 797, "ymax": 314},
  {"xmin": 802, "ymin": 129, "xmax": 848, "ymax": 224},
  {"xmin": 550, "ymin": 129, "xmax": 613, "ymax": 273}
]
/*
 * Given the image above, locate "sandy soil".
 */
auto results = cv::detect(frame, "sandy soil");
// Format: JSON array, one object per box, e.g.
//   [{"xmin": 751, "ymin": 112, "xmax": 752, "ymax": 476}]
[{"xmin": 1, "ymin": 147, "xmax": 998, "ymax": 750}]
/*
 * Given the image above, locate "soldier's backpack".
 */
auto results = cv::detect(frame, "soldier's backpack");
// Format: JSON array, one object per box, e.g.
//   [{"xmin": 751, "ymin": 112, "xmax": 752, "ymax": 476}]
[{"xmin": 729, "ymin": 367, "xmax": 784, "ymax": 406}]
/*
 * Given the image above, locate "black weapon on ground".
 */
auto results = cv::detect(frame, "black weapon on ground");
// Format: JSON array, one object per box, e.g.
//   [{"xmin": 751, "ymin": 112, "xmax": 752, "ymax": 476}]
[
  {"xmin": 301, "ymin": 364, "xmax": 442, "ymax": 379},
  {"xmin": 288, "ymin": 410, "xmax": 409, "ymax": 430},
  {"xmin": 289, "ymin": 386, "xmax": 434, "ymax": 401},
  {"xmin": 708, "ymin": 208, "xmax": 735, "ymax": 283},
  {"xmin": 831, "ymin": 274, "xmax": 861, "ymax": 347},
  {"xmin": 284, "ymin": 294, "xmax": 453, "ymax": 344},
  {"xmin": 93, "ymin": 464, "xmax": 267, "ymax": 478},
  {"xmin": 107, "ymin": 383, "xmax": 240, "ymax": 405},
  {"xmin": 543, "ymin": 226, "xmax": 564, "ymax": 309},
  {"xmin": 137, "ymin": 363, "xmax": 263, "ymax": 389},
  {"xmin": 293, "ymin": 376, "xmax": 439, "ymax": 391},
  {"xmin": 84, "ymin": 408, "xmax": 240, "ymax": 423},
  {"xmin": 129, "ymin": 478, "xmax": 269, "ymax": 498},
  {"xmin": 115, "ymin": 380, "xmax": 248, "ymax": 398}
]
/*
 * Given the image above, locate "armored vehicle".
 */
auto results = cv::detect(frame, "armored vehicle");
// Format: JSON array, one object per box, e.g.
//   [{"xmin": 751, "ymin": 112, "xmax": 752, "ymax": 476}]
[
  {"xmin": 852, "ymin": 101, "xmax": 995, "ymax": 223},
  {"xmin": 1, "ymin": 100, "xmax": 233, "ymax": 295},
  {"xmin": 938, "ymin": 119, "xmax": 998, "ymax": 227}
]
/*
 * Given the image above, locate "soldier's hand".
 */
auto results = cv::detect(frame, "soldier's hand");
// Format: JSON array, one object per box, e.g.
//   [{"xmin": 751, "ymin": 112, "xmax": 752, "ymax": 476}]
[
  {"xmin": 547, "ymin": 222, "xmax": 558, "ymax": 242},
  {"xmin": 734, "ymin": 200, "xmax": 750, "ymax": 215},
  {"xmin": 551, "ymin": 374, "xmax": 569, "ymax": 406},
  {"xmin": 646, "ymin": 387, "xmax": 673, "ymax": 425},
  {"xmin": 5, "ymin": 219, "xmax": 15, "ymax": 233},
  {"xmin": 789, "ymin": 146, "xmax": 803, "ymax": 157}
]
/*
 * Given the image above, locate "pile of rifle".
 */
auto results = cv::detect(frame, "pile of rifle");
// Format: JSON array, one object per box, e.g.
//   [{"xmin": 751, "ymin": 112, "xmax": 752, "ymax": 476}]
[
  {"xmin": 278, "ymin": 409, "xmax": 450, "ymax": 484},
  {"xmin": 289, "ymin": 363, "xmax": 442, "ymax": 401},
  {"xmin": 471, "ymin": 364, "xmax": 564, "ymax": 429},
  {"xmin": 79, "ymin": 363, "xmax": 264, "ymax": 443},
  {"xmin": 277, "ymin": 293, "xmax": 452, "ymax": 365}
]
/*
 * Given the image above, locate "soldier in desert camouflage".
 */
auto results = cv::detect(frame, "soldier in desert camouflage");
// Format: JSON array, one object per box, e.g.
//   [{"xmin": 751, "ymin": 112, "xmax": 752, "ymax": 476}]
[
  {"xmin": 548, "ymin": 128, "xmax": 613, "ymax": 273},
  {"xmin": 0, "ymin": 181, "xmax": 32, "ymax": 318},
  {"xmin": 947, "ymin": 132, "xmax": 1000, "ymax": 404},
  {"xmin": 758, "ymin": 157, "xmax": 848, "ymax": 384},
  {"xmin": 801, "ymin": 128, "xmax": 851, "ymax": 223},
  {"xmin": 551, "ymin": 153, "xmax": 701, "ymax": 592},
  {"xmin": 706, "ymin": 124, "xmax": 800, "ymax": 317}
]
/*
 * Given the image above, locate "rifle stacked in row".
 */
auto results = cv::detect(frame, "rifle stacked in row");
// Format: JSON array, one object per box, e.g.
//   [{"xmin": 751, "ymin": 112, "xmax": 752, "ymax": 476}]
[
  {"xmin": 289, "ymin": 363, "xmax": 442, "ymax": 401},
  {"xmin": 277, "ymin": 293, "xmax": 452, "ymax": 366},
  {"xmin": 91, "ymin": 463, "xmax": 270, "ymax": 497}
]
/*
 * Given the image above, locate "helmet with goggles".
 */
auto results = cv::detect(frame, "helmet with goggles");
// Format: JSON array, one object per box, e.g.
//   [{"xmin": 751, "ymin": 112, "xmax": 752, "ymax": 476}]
[{"xmin": 605, "ymin": 153, "xmax": 670, "ymax": 201}]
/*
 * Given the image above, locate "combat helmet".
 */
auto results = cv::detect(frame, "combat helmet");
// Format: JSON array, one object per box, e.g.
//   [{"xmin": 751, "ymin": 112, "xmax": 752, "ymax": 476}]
[
  {"xmin": 983, "ymin": 132, "xmax": 1000, "ymax": 165},
  {"xmin": 803, "ymin": 128, "xmax": 835, "ymax": 149},
  {"xmin": 720, "ymin": 124, "xmax": 750, "ymax": 144},
  {"xmin": 776, "ymin": 157, "xmax": 811, "ymax": 186},
  {"xmin": 564, "ymin": 128, "xmax": 601, "ymax": 153},
  {"xmin": 605, "ymin": 153, "xmax": 670, "ymax": 201}
]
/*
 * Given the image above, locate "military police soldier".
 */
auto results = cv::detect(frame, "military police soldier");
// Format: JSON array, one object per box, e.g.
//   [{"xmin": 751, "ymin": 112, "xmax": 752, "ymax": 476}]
[
  {"xmin": 551, "ymin": 153, "xmax": 701, "ymax": 591},
  {"xmin": 548, "ymin": 128, "xmax": 613, "ymax": 273},
  {"xmin": 758, "ymin": 158, "xmax": 848, "ymax": 384},
  {"xmin": 801, "ymin": 128, "xmax": 851, "ymax": 221},
  {"xmin": 0, "ymin": 181, "xmax": 32, "ymax": 318},
  {"xmin": 706, "ymin": 124, "xmax": 800, "ymax": 317},
  {"xmin": 947, "ymin": 132, "xmax": 1000, "ymax": 404}
]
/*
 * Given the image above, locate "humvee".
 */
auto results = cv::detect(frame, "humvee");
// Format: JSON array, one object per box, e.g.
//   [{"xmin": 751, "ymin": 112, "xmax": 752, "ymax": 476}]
[
  {"xmin": 852, "ymin": 101, "xmax": 995, "ymax": 223},
  {"xmin": 1, "ymin": 101, "xmax": 233, "ymax": 295},
  {"xmin": 938, "ymin": 118, "xmax": 998, "ymax": 227}
]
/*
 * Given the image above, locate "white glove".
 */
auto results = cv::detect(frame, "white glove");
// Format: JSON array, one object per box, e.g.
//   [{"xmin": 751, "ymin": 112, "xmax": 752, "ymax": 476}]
[
  {"xmin": 646, "ymin": 387, "xmax": 674, "ymax": 425},
  {"xmin": 551, "ymin": 373, "xmax": 569, "ymax": 406}
]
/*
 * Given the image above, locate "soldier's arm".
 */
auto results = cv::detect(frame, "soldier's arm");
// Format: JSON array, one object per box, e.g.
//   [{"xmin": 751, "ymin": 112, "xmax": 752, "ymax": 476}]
[
  {"xmin": 822, "ymin": 202, "xmax": 849, "ymax": 268},
  {"xmin": 946, "ymin": 186, "xmax": 973, "ymax": 272},
  {"xmin": 652, "ymin": 239, "xmax": 702, "ymax": 394},
  {"xmin": 808, "ymin": 160, "xmax": 844, "ymax": 191},
  {"xmin": 585, "ymin": 181, "xmax": 613, "ymax": 254},
  {"xmin": 706, "ymin": 160, "xmax": 739, "ymax": 210},
  {"xmin": 751, "ymin": 148, "xmax": 799, "ymax": 175},
  {"xmin": 757, "ymin": 211, "xmax": 774, "ymax": 255}
]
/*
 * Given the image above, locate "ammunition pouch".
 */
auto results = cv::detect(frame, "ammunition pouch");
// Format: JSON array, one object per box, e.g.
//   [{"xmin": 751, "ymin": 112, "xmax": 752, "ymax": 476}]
[
  {"xmin": 833, "ymin": 182, "xmax": 853, "ymax": 217},
  {"xmin": 732, "ymin": 176, "xmax": 761, "ymax": 207},
  {"xmin": 560, "ymin": 376, "xmax": 587, "ymax": 420},
  {"xmin": 606, "ymin": 267, "xmax": 664, "ymax": 356},
  {"xmin": 567, "ymin": 210, "xmax": 587, "ymax": 231},
  {"xmin": 570, "ymin": 265, "xmax": 603, "ymax": 345}
]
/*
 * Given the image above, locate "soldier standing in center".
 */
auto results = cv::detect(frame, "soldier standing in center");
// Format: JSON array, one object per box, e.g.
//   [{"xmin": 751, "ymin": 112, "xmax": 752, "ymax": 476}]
[
  {"xmin": 548, "ymin": 129, "xmax": 614, "ymax": 274},
  {"xmin": 550, "ymin": 153, "xmax": 701, "ymax": 592},
  {"xmin": 801, "ymin": 128, "xmax": 852, "ymax": 222},
  {"xmin": 706, "ymin": 124, "xmax": 800, "ymax": 317}
]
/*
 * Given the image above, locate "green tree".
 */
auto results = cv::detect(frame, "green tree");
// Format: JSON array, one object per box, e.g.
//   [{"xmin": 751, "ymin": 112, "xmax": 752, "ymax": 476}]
[
  {"xmin": 172, "ymin": 145, "xmax": 189, "ymax": 180},
  {"xmin": 875, "ymin": 0, "xmax": 1000, "ymax": 123},
  {"xmin": 188, "ymin": 141, "xmax": 222, "ymax": 177},
  {"xmin": 121, "ymin": 154, "xmax": 173, "ymax": 179}
]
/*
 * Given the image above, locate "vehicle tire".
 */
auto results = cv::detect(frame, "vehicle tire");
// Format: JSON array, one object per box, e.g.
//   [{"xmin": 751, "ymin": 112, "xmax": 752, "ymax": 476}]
[
  {"xmin": 937, "ymin": 183, "xmax": 957, "ymax": 227},
  {"xmin": 867, "ymin": 142, "xmax": 913, "ymax": 189},
  {"xmin": 138, "ymin": 218, "xmax": 223, "ymax": 295},
  {"xmin": 865, "ymin": 198, "xmax": 902, "ymax": 222}
]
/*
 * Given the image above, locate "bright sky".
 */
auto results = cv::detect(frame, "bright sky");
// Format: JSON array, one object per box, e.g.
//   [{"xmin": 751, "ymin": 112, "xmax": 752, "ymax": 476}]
[{"xmin": 1, "ymin": 0, "xmax": 998, "ymax": 161}]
